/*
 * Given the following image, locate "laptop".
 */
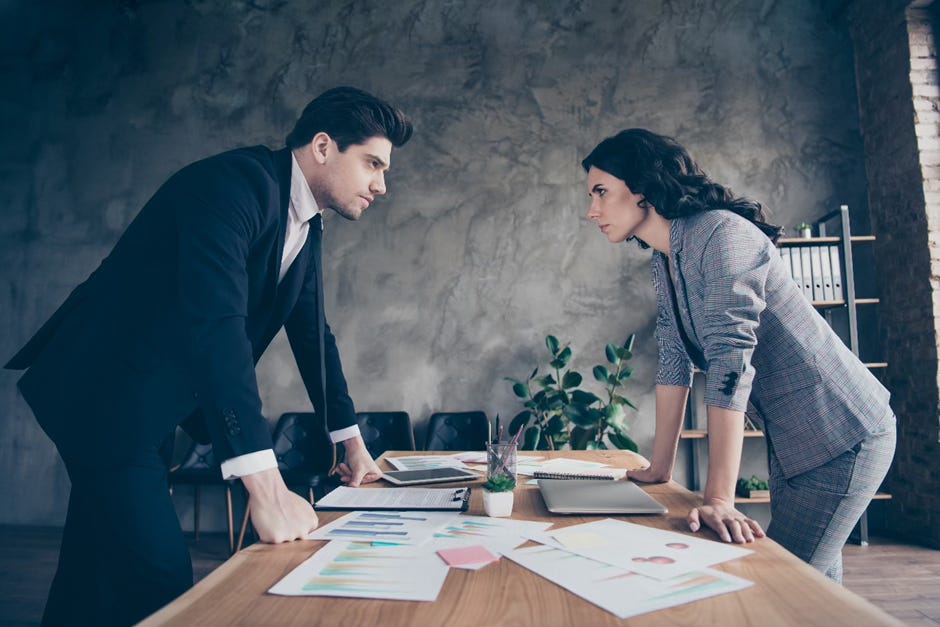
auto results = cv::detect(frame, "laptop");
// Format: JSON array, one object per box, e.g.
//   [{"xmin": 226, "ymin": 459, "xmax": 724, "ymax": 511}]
[{"xmin": 537, "ymin": 479, "xmax": 668, "ymax": 515}]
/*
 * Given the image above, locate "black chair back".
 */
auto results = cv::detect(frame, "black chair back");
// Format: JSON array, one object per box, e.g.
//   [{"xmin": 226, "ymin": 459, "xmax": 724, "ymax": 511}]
[
  {"xmin": 272, "ymin": 412, "xmax": 335, "ymax": 474},
  {"xmin": 170, "ymin": 442, "xmax": 223, "ymax": 484},
  {"xmin": 424, "ymin": 411, "xmax": 489, "ymax": 451},
  {"xmin": 356, "ymin": 411, "xmax": 415, "ymax": 459}
]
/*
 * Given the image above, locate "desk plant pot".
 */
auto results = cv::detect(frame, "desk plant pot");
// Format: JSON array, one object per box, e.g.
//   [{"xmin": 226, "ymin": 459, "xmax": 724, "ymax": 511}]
[{"xmin": 482, "ymin": 474, "xmax": 515, "ymax": 517}]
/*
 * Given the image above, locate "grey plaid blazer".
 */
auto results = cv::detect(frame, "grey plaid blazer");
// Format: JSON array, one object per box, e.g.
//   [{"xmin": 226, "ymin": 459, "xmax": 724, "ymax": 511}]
[{"xmin": 651, "ymin": 210, "xmax": 893, "ymax": 479}]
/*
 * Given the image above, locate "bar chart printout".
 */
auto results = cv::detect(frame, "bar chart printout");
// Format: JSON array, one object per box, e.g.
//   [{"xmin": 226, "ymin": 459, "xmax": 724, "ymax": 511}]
[{"xmin": 268, "ymin": 541, "xmax": 449, "ymax": 601}]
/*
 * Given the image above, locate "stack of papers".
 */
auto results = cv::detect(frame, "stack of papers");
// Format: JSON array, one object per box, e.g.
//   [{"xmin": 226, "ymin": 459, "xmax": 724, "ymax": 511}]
[{"xmin": 268, "ymin": 452, "xmax": 757, "ymax": 620}]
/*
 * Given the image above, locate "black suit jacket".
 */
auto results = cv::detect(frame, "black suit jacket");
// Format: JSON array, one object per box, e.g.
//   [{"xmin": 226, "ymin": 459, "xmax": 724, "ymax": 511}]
[{"xmin": 5, "ymin": 146, "xmax": 357, "ymax": 465}]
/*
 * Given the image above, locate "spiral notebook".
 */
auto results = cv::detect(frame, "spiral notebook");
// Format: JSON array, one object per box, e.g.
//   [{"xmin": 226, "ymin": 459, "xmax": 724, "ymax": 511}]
[{"xmin": 533, "ymin": 470, "xmax": 620, "ymax": 481}]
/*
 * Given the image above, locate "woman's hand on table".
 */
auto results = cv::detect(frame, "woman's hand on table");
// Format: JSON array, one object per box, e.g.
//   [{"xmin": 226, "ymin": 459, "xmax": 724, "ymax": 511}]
[
  {"xmin": 689, "ymin": 498, "xmax": 766, "ymax": 543},
  {"xmin": 626, "ymin": 464, "xmax": 672, "ymax": 484}
]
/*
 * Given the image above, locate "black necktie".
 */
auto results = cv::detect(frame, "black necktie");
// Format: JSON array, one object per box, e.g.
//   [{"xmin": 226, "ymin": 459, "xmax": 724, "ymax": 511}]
[{"xmin": 311, "ymin": 215, "xmax": 328, "ymax": 426}]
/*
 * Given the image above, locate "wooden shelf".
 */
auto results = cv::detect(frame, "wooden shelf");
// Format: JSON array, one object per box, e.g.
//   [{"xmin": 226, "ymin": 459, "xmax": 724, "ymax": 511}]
[
  {"xmin": 812, "ymin": 298, "xmax": 880, "ymax": 309},
  {"xmin": 680, "ymin": 430, "xmax": 765, "ymax": 440},
  {"xmin": 693, "ymin": 492, "xmax": 892, "ymax": 505},
  {"xmin": 778, "ymin": 235, "xmax": 876, "ymax": 245}
]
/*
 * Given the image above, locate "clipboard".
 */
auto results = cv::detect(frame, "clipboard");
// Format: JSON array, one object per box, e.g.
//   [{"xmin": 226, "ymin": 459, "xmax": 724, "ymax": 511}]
[{"xmin": 314, "ymin": 486, "xmax": 472, "ymax": 511}]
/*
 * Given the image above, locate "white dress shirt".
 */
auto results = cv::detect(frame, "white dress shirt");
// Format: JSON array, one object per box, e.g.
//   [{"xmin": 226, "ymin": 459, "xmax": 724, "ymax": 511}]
[{"xmin": 219, "ymin": 153, "xmax": 360, "ymax": 480}]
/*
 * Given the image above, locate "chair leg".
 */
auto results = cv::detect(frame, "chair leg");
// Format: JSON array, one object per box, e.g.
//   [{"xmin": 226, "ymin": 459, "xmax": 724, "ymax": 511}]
[
  {"xmin": 236, "ymin": 505, "xmax": 251, "ymax": 553},
  {"xmin": 193, "ymin": 485, "xmax": 201, "ymax": 541},
  {"xmin": 226, "ymin": 485, "xmax": 234, "ymax": 555}
]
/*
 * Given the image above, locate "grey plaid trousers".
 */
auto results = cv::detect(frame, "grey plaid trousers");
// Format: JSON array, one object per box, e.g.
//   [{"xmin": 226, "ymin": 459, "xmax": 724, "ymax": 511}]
[{"xmin": 766, "ymin": 417, "xmax": 896, "ymax": 583}]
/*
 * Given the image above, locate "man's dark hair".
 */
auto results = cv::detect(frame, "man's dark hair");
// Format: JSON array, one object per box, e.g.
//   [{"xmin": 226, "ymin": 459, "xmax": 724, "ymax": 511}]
[
  {"xmin": 286, "ymin": 86, "xmax": 413, "ymax": 151},
  {"xmin": 582, "ymin": 128, "xmax": 782, "ymax": 244}
]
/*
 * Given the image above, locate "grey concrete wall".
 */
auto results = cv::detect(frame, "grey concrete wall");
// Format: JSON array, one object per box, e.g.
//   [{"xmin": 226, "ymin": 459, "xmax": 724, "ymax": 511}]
[{"xmin": 0, "ymin": 0, "xmax": 869, "ymax": 529}]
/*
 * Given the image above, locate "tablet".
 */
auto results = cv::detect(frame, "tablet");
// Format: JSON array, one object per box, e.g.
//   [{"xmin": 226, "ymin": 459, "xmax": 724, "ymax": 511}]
[{"xmin": 382, "ymin": 467, "xmax": 480, "ymax": 485}]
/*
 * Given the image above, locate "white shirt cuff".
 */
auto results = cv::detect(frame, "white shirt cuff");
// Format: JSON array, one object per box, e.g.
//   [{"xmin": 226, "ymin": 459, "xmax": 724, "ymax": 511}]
[
  {"xmin": 220, "ymin": 449, "xmax": 278, "ymax": 480},
  {"xmin": 330, "ymin": 425, "xmax": 361, "ymax": 444}
]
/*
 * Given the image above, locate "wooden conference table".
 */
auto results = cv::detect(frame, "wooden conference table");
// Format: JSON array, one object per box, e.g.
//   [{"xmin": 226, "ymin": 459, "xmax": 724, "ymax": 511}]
[{"xmin": 139, "ymin": 450, "xmax": 901, "ymax": 627}]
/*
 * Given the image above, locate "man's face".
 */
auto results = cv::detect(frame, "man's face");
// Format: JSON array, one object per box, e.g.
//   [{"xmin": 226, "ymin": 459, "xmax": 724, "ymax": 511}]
[{"xmin": 313, "ymin": 136, "xmax": 393, "ymax": 221}]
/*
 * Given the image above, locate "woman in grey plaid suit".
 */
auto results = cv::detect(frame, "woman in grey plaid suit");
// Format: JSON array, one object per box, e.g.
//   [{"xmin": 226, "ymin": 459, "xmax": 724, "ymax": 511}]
[{"xmin": 582, "ymin": 129, "xmax": 896, "ymax": 583}]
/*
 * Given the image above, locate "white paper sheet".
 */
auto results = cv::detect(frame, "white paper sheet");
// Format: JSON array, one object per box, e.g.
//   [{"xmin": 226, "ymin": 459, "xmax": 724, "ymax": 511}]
[
  {"xmin": 428, "ymin": 515, "xmax": 553, "ymax": 557},
  {"xmin": 315, "ymin": 486, "xmax": 471, "ymax": 511},
  {"xmin": 546, "ymin": 518, "xmax": 752, "ymax": 579},
  {"xmin": 269, "ymin": 541, "xmax": 450, "ymax": 601},
  {"xmin": 307, "ymin": 510, "xmax": 461, "ymax": 545},
  {"xmin": 505, "ymin": 544, "xmax": 753, "ymax": 619},
  {"xmin": 385, "ymin": 454, "xmax": 469, "ymax": 470}
]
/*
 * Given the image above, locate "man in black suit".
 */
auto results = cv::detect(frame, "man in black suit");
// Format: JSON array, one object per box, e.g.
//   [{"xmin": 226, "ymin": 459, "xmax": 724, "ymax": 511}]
[{"xmin": 5, "ymin": 86, "xmax": 413, "ymax": 626}]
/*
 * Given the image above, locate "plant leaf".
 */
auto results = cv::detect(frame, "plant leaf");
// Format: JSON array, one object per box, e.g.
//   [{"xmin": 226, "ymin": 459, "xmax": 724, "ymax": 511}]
[
  {"xmin": 569, "ymin": 425, "xmax": 597, "ymax": 450},
  {"xmin": 592, "ymin": 365, "xmax": 610, "ymax": 383},
  {"xmin": 523, "ymin": 425, "xmax": 542, "ymax": 451},
  {"xmin": 561, "ymin": 370, "xmax": 582, "ymax": 389},
  {"xmin": 571, "ymin": 389, "xmax": 601, "ymax": 405},
  {"xmin": 546, "ymin": 335, "xmax": 560, "ymax": 356},
  {"xmin": 613, "ymin": 394, "xmax": 638, "ymax": 410},
  {"xmin": 512, "ymin": 382, "xmax": 530, "ymax": 399},
  {"xmin": 623, "ymin": 334, "xmax": 636, "ymax": 352},
  {"xmin": 509, "ymin": 410, "xmax": 531, "ymax": 435},
  {"xmin": 617, "ymin": 367, "xmax": 633, "ymax": 380},
  {"xmin": 563, "ymin": 403, "xmax": 596, "ymax": 428},
  {"xmin": 546, "ymin": 415, "xmax": 566, "ymax": 435},
  {"xmin": 609, "ymin": 425, "xmax": 639, "ymax": 452},
  {"xmin": 605, "ymin": 343, "xmax": 619, "ymax": 365},
  {"xmin": 530, "ymin": 366, "xmax": 539, "ymax": 379},
  {"xmin": 556, "ymin": 346, "xmax": 572, "ymax": 367},
  {"xmin": 535, "ymin": 374, "xmax": 556, "ymax": 388}
]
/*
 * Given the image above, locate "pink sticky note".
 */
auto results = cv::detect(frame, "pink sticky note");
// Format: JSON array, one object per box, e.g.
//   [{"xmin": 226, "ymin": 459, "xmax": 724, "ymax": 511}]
[{"xmin": 437, "ymin": 545, "xmax": 499, "ymax": 568}]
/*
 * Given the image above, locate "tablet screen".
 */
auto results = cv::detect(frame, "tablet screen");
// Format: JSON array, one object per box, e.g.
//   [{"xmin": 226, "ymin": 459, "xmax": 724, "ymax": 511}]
[{"xmin": 382, "ymin": 467, "xmax": 480, "ymax": 485}]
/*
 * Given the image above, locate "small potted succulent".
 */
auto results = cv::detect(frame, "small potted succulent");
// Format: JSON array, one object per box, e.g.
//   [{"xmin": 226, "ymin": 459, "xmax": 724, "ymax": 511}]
[
  {"xmin": 736, "ymin": 475, "xmax": 770, "ymax": 499},
  {"xmin": 482, "ymin": 474, "xmax": 516, "ymax": 517},
  {"xmin": 795, "ymin": 222, "xmax": 813, "ymax": 238}
]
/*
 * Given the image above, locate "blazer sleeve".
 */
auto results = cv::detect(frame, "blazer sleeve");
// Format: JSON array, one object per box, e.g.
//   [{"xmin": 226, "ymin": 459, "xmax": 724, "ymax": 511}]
[
  {"xmin": 651, "ymin": 253, "xmax": 694, "ymax": 388},
  {"xmin": 696, "ymin": 218, "xmax": 770, "ymax": 412},
  {"xmin": 176, "ymin": 160, "xmax": 275, "ymax": 461},
  {"xmin": 284, "ymin": 247, "xmax": 357, "ymax": 433}
]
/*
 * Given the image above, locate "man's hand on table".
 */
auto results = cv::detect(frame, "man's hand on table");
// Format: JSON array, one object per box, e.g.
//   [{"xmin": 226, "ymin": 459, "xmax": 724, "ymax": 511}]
[
  {"xmin": 242, "ymin": 467, "xmax": 319, "ymax": 542},
  {"xmin": 335, "ymin": 435, "xmax": 383, "ymax": 487}
]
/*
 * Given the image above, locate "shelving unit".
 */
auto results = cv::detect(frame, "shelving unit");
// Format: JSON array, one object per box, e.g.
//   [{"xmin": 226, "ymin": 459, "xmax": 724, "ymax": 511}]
[{"xmin": 681, "ymin": 205, "xmax": 891, "ymax": 545}]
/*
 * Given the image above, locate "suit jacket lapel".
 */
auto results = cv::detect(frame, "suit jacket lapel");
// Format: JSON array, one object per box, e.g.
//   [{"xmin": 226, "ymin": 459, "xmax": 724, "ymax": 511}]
[{"xmin": 668, "ymin": 220, "xmax": 707, "ymax": 368}]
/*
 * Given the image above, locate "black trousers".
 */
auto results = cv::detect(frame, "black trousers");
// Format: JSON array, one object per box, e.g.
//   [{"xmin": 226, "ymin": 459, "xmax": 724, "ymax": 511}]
[{"xmin": 42, "ymin": 443, "xmax": 193, "ymax": 627}]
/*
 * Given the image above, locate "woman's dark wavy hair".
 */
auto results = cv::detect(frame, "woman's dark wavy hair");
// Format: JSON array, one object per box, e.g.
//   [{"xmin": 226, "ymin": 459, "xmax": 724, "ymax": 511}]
[
  {"xmin": 581, "ymin": 129, "xmax": 782, "ymax": 245},
  {"xmin": 286, "ymin": 86, "xmax": 413, "ymax": 151}
]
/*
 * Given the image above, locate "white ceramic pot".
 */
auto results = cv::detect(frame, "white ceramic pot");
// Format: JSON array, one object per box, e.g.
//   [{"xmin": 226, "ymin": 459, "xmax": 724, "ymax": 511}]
[{"xmin": 482, "ymin": 489, "xmax": 514, "ymax": 517}]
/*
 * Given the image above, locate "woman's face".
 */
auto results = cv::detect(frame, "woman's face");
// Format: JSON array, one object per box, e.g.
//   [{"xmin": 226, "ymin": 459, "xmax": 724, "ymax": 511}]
[{"xmin": 586, "ymin": 166, "xmax": 649, "ymax": 243}]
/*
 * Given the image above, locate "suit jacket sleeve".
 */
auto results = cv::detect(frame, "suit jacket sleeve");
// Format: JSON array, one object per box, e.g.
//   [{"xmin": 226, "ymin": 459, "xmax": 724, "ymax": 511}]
[
  {"xmin": 651, "ymin": 253, "xmax": 694, "ymax": 388},
  {"xmin": 285, "ymin": 246, "xmax": 357, "ymax": 433},
  {"xmin": 695, "ymin": 218, "xmax": 769, "ymax": 411},
  {"xmin": 176, "ymin": 159, "xmax": 275, "ymax": 461}
]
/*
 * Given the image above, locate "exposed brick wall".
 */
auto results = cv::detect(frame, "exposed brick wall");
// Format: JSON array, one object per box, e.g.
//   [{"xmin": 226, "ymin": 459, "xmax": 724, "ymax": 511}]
[{"xmin": 845, "ymin": 0, "xmax": 940, "ymax": 548}]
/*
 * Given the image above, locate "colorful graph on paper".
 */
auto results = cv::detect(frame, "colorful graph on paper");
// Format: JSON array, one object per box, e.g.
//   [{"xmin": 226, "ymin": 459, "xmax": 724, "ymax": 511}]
[
  {"xmin": 504, "ymin": 544, "xmax": 752, "ymax": 619},
  {"xmin": 307, "ymin": 510, "xmax": 460, "ymax": 545},
  {"xmin": 269, "ymin": 541, "xmax": 449, "ymax": 601}
]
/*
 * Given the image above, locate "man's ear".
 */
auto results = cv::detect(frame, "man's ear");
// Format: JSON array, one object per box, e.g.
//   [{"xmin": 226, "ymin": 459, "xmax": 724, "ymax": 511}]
[{"xmin": 309, "ymin": 132, "xmax": 333, "ymax": 165}]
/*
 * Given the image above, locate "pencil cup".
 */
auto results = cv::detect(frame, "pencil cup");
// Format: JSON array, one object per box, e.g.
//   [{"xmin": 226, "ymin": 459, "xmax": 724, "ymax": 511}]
[{"xmin": 487, "ymin": 441, "xmax": 518, "ymax": 485}]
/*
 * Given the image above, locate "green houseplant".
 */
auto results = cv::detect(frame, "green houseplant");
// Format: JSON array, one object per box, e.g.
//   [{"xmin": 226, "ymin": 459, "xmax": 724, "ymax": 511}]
[
  {"xmin": 482, "ymin": 473, "xmax": 516, "ymax": 517},
  {"xmin": 564, "ymin": 335, "xmax": 639, "ymax": 451},
  {"xmin": 505, "ymin": 335, "xmax": 585, "ymax": 450}
]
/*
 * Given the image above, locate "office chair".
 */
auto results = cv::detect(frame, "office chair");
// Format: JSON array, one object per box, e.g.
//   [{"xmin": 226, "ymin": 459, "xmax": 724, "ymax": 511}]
[
  {"xmin": 356, "ymin": 411, "xmax": 416, "ymax": 459},
  {"xmin": 423, "ymin": 411, "xmax": 489, "ymax": 451},
  {"xmin": 168, "ymin": 440, "xmax": 236, "ymax": 554}
]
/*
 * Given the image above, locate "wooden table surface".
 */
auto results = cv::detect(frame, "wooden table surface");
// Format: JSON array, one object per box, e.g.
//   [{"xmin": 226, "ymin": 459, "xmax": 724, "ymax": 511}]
[{"xmin": 139, "ymin": 450, "xmax": 902, "ymax": 626}]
